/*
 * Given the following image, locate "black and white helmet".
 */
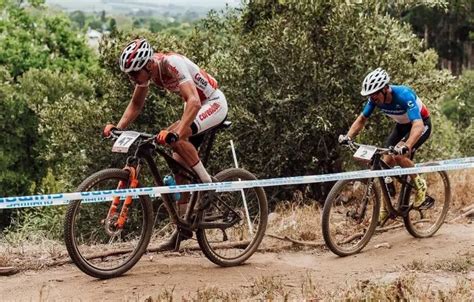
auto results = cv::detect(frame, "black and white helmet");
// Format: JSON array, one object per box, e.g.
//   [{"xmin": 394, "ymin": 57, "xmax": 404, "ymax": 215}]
[
  {"xmin": 119, "ymin": 39, "xmax": 154, "ymax": 73},
  {"xmin": 360, "ymin": 68, "xmax": 390, "ymax": 96}
]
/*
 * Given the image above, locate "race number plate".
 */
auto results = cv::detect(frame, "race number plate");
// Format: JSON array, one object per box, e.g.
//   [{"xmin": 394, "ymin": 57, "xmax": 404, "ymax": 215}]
[
  {"xmin": 353, "ymin": 145, "xmax": 377, "ymax": 161},
  {"xmin": 112, "ymin": 131, "xmax": 140, "ymax": 153}
]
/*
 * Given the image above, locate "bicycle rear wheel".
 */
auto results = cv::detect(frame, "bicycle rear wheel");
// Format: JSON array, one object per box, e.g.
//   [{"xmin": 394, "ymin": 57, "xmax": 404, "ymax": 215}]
[
  {"xmin": 404, "ymin": 170, "xmax": 450, "ymax": 238},
  {"xmin": 196, "ymin": 168, "xmax": 268, "ymax": 266},
  {"xmin": 322, "ymin": 178, "xmax": 380, "ymax": 256},
  {"xmin": 64, "ymin": 168, "xmax": 154, "ymax": 279}
]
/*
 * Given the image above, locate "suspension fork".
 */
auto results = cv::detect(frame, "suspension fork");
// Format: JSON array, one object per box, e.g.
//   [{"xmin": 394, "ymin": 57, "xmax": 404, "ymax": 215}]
[
  {"xmin": 353, "ymin": 178, "xmax": 374, "ymax": 222},
  {"xmin": 373, "ymin": 154, "xmax": 398, "ymax": 216},
  {"xmin": 106, "ymin": 165, "xmax": 140, "ymax": 229}
]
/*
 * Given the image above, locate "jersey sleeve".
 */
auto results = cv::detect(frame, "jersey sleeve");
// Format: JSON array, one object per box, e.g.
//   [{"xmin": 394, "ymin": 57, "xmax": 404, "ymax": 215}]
[
  {"xmin": 164, "ymin": 55, "xmax": 193, "ymax": 85},
  {"xmin": 403, "ymin": 90, "xmax": 422, "ymax": 121},
  {"xmin": 362, "ymin": 100, "xmax": 375, "ymax": 118}
]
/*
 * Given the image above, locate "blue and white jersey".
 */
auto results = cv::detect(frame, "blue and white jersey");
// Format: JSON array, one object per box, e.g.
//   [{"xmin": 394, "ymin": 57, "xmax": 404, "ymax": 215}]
[{"xmin": 362, "ymin": 85, "xmax": 430, "ymax": 124}]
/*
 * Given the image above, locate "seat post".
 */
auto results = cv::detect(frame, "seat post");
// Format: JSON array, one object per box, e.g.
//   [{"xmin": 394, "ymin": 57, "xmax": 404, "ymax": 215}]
[{"xmin": 197, "ymin": 120, "xmax": 232, "ymax": 167}]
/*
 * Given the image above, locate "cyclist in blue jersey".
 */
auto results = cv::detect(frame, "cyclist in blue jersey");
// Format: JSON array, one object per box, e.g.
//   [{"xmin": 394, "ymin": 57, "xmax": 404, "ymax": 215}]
[{"xmin": 339, "ymin": 68, "xmax": 431, "ymax": 223}]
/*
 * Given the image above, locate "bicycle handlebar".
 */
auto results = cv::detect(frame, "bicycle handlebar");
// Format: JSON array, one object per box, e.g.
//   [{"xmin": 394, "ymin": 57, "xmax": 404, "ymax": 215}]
[
  {"xmin": 344, "ymin": 140, "xmax": 401, "ymax": 156},
  {"xmin": 108, "ymin": 129, "xmax": 156, "ymax": 144}
]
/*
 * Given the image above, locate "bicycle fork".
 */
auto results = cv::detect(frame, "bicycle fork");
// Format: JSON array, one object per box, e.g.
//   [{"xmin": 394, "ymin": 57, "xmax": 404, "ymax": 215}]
[{"xmin": 104, "ymin": 165, "xmax": 140, "ymax": 235}]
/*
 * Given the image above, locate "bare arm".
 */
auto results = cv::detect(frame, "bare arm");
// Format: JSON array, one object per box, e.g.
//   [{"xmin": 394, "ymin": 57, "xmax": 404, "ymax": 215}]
[
  {"xmin": 117, "ymin": 85, "xmax": 148, "ymax": 129},
  {"xmin": 175, "ymin": 81, "xmax": 201, "ymax": 137},
  {"xmin": 404, "ymin": 119, "xmax": 424, "ymax": 150},
  {"xmin": 347, "ymin": 114, "xmax": 368, "ymax": 139}
]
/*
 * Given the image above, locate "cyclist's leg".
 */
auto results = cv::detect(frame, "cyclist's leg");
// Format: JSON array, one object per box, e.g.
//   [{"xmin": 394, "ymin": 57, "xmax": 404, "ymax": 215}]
[
  {"xmin": 383, "ymin": 123, "xmax": 410, "ymax": 165},
  {"xmin": 406, "ymin": 117, "xmax": 432, "ymax": 155},
  {"xmin": 400, "ymin": 118, "xmax": 432, "ymax": 207},
  {"xmin": 184, "ymin": 89, "xmax": 228, "ymax": 182},
  {"xmin": 170, "ymin": 90, "xmax": 228, "ymax": 206},
  {"xmin": 168, "ymin": 122, "xmax": 211, "ymax": 183},
  {"xmin": 155, "ymin": 123, "xmax": 193, "ymax": 251},
  {"xmin": 379, "ymin": 124, "xmax": 410, "ymax": 222},
  {"xmin": 190, "ymin": 89, "xmax": 228, "ymax": 137}
]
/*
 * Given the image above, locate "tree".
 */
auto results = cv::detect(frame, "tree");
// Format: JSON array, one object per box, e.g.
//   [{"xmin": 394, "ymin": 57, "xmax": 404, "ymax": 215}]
[
  {"xmin": 69, "ymin": 10, "xmax": 86, "ymax": 29},
  {"xmin": 109, "ymin": 18, "xmax": 117, "ymax": 33},
  {"xmin": 441, "ymin": 70, "xmax": 474, "ymax": 155},
  {"xmin": 401, "ymin": 0, "xmax": 473, "ymax": 75},
  {"xmin": 0, "ymin": 0, "xmax": 98, "ymax": 197}
]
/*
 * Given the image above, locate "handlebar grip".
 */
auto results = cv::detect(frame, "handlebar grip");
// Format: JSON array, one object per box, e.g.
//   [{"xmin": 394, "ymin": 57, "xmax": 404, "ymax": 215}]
[
  {"xmin": 388, "ymin": 146, "xmax": 408, "ymax": 155},
  {"xmin": 165, "ymin": 132, "xmax": 179, "ymax": 144}
]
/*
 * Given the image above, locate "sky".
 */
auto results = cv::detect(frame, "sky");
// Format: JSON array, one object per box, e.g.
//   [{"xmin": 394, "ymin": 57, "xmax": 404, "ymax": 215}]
[{"xmin": 46, "ymin": 0, "xmax": 241, "ymax": 10}]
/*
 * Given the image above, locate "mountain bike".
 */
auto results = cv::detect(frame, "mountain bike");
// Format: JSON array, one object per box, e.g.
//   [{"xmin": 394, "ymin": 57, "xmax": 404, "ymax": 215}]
[
  {"xmin": 64, "ymin": 121, "xmax": 268, "ymax": 279},
  {"xmin": 321, "ymin": 140, "xmax": 450, "ymax": 256}
]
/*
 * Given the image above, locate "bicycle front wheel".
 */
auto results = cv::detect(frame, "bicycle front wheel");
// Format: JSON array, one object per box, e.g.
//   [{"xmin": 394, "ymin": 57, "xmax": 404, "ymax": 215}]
[
  {"xmin": 196, "ymin": 168, "xmax": 268, "ymax": 267},
  {"xmin": 64, "ymin": 168, "xmax": 154, "ymax": 279},
  {"xmin": 404, "ymin": 170, "xmax": 450, "ymax": 238},
  {"xmin": 322, "ymin": 178, "xmax": 380, "ymax": 256}
]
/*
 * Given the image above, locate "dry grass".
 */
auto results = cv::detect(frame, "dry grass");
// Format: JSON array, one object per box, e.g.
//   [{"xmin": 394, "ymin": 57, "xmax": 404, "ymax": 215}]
[
  {"xmin": 327, "ymin": 274, "xmax": 472, "ymax": 301},
  {"xmin": 140, "ymin": 271, "xmax": 473, "ymax": 301},
  {"xmin": 0, "ymin": 252, "xmax": 11, "ymax": 267},
  {"xmin": 404, "ymin": 254, "xmax": 474, "ymax": 273},
  {"xmin": 266, "ymin": 197, "xmax": 322, "ymax": 242},
  {"xmin": 448, "ymin": 170, "xmax": 474, "ymax": 210},
  {"xmin": 0, "ymin": 236, "xmax": 68, "ymax": 271},
  {"xmin": 249, "ymin": 275, "xmax": 292, "ymax": 300}
]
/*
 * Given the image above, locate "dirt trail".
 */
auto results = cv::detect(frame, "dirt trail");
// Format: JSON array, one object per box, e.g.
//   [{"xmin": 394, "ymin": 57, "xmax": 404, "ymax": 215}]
[{"xmin": 1, "ymin": 223, "xmax": 473, "ymax": 301}]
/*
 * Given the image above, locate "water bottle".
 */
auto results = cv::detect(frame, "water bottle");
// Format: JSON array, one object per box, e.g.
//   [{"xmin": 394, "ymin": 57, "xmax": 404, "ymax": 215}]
[
  {"xmin": 384, "ymin": 176, "xmax": 396, "ymax": 197},
  {"xmin": 163, "ymin": 175, "xmax": 181, "ymax": 201}
]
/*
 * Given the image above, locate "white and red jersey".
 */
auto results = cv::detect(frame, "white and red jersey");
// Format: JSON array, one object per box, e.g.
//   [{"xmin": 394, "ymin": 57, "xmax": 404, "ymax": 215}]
[{"xmin": 150, "ymin": 53, "xmax": 218, "ymax": 102}]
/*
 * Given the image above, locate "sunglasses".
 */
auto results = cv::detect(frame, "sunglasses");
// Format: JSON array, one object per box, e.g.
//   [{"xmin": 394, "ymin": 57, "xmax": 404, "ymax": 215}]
[{"xmin": 369, "ymin": 90, "xmax": 383, "ymax": 99}]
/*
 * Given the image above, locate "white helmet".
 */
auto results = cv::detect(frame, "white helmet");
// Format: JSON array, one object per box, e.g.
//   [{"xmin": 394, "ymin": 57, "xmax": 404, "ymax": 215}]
[
  {"xmin": 360, "ymin": 68, "xmax": 390, "ymax": 96},
  {"xmin": 119, "ymin": 39, "xmax": 154, "ymax": 73}
]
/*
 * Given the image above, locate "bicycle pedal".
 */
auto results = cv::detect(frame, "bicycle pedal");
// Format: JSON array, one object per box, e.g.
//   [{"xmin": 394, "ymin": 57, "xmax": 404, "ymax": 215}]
[{"xmin": 418, "ymin": 196, "xmax": 435, "ymax": 210}]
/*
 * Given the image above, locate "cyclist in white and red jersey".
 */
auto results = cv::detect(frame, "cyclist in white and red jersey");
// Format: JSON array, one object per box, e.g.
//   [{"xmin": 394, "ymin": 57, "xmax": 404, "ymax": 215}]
[
  {"xmin": 103, "ymin": 38, "xmax": 228, "ymax": 249},
  {"xmin": 339, "ymin": 68, "xmax": 431, "ymax": 223}
]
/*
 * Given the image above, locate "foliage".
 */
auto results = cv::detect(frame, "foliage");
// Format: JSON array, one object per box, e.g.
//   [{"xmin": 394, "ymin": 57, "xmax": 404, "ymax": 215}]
[
  {"xmin": 0, "ymin": 0, "xmax": 100, "ymax": 230},
  {"xmin": 441, "ymin": 70, "xmax": 474, "ymax": 155},
  {"xmin": 442, "ymin": 70, "xmax": 474, "ymax": 129},
  {"xmin": 0, "ymin": 0, "xmax": 97, "ymax": 79},
  {"xmin": 0, "ymin": 68, "xmax": 45, "ymax": 198},
  {"xmin": 0, "ymin": 0, "xmax": 100, "ymax": 192}
]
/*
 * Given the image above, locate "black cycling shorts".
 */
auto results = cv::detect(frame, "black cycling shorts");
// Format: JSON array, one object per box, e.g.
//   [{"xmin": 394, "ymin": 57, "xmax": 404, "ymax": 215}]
[{"xmin": 384, "ymin": 117, "xmax": 432, "ymax": 153}]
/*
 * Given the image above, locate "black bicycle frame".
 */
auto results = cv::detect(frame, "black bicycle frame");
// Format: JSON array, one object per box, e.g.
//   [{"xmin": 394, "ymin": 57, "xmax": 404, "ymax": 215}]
[
  {"xmin": 127, "ymin": 122, "xmax": 239, "ymax": 231},
  {"xmin": 371, "ymin": 153, "xmax": 415, "ymax": 218}
]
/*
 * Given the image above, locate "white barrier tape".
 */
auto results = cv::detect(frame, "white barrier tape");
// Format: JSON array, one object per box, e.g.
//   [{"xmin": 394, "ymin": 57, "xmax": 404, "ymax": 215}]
[{"xmin": 1, "ymin": 157, "xmax": 473, "ymax": 209}]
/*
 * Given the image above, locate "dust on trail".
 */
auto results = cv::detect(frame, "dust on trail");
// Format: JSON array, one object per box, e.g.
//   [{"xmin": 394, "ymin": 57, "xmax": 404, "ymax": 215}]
[{"xmin": 1, "ymin": 223, "xmax": 473, "ymax": 301}]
